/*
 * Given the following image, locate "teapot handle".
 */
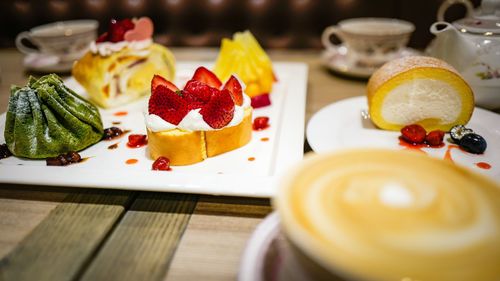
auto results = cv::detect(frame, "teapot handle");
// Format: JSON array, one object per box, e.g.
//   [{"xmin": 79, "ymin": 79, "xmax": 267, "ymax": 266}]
[{"xmin": 437, "ymin": 0, "xmax": 474, "ymax": 21}]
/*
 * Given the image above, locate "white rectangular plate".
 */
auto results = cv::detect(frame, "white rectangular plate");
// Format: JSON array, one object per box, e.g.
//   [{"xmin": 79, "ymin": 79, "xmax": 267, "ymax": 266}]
[{"xmin": 0, "ymin": 62, "xmax": 308, "ymax": 198}]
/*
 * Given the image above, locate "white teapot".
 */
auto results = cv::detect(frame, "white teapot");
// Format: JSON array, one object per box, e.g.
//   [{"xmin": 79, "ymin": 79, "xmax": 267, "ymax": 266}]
[{"xmin": 427, "ymin": 0, "xmax": 500, "ymax": 109}]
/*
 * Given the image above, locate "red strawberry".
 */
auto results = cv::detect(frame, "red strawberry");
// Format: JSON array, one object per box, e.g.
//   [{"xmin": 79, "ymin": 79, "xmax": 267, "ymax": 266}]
[
  {"xmin": 96, "ymin": 32, "xmax": 109, "ymax": 43},
  {"xmin": 183, "ymin": 79, "xmax": 217, "ymax": 110},
  {"xmin": 108, "ymin": 18, "xmax": 135, "ymax": 43},
  {"xmin": 152, "ymin": 75, "xmax": 179, "ymax": 93},
  {"xmin": 127, "ymin": 134, "xmax": 148, "ymax": 148},
  {"xmin": 425, "ymin": 130, "xmax": 445, "ymax": 146},
  {"xmin": 149, "ymin": 85, "xmax": 188, "ymax": 125},
  {"xmin": 253, "ymin": 116, "xmax": 270, "ymax": 131},
  {"xmin": 192, "ymin": 66, "xmax": 222, "ymax": 88},
  {"xmin": 152, "ymin": 156, "xmax": 171, "ymax": 171},
  {"xmin": 222, "ymin": 75, "xmax": 243, "ymax": 106},
  {"xmin": 120, "ymin": 18, "xmax": 135, "ymax": 30},
  {"xmin": 251, "ymin": 93, "xmax": 271, "ymax": 108},
  {"xmin": 199, "ymin": 89, "xmax": 235, "ymax": 129},
  {"xmin": 400, "ymin": 124, "xmax": 426, "ymax": 144}
]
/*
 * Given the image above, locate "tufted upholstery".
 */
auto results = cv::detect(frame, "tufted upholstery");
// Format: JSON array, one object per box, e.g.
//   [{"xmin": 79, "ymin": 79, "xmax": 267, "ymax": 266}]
[{"xmin": 0, "ymin": 0, "xmax": 479, "ymax": 49}]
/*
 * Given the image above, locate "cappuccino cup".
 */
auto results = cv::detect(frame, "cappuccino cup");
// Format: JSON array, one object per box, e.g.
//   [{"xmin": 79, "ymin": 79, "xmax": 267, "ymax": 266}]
[
  {"xmin": 274, "ymin": 149, "xmax": 500, "ymax": 281},
  {"xmin": 16, "ymin": 20, "xmax": 98, "ymax": 62},
  {"xmin": 322, "ymin": 18, "xmax": 414, "ymax": 67}
]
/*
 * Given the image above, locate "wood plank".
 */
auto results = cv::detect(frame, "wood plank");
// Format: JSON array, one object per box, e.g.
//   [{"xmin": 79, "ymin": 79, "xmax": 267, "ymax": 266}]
[
  {"xmin": 80, "ymin": 193, "xmax": 197, "ymax": 281},
  {"xmin": 0, "ymin": 189, "xmax": 134, "ymax": 281},
  {"xmin": 164, "ymin": 196, "xmax": 272, "ymax": 281},
  {"xmin": 0, "ymin": 184, "xmax": 70, "ymax": 259}
]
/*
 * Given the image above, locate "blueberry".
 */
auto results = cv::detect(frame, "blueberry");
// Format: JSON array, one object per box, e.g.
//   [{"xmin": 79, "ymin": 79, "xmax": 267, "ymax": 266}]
[
  {"xmin": 459, "ymin": 133, "xmax": 487, "ymax": 154},
  {"xmin": 450, "ymin": 125, "xmax": 474, "ymax": 143}
]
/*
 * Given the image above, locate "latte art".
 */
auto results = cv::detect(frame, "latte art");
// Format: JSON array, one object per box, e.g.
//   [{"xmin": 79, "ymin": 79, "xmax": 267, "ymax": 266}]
[{"xmin": 275, "ymin": 149, "xmax": 500, "ymax": 281}]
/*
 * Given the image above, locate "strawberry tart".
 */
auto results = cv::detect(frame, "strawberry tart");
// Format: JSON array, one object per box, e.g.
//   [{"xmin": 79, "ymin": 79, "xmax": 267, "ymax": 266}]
[{"xmin": 145, "ymin": 67, "xmax": 252, "ymax": 165}]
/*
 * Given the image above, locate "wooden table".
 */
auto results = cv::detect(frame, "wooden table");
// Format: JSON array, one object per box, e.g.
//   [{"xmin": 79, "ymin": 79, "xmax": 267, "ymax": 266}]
[{"xmin": 0, "ymin": 48, "xmax": 366, "ymax": 281}]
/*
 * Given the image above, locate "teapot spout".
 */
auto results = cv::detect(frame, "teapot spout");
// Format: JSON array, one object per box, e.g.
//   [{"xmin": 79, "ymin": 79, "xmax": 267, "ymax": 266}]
[{"xmin": 427, "ymin": 22, "xmax": 476, "ymax": 71}]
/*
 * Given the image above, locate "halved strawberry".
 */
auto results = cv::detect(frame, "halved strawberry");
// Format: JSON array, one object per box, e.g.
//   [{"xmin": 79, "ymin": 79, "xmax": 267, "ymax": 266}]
[
  {"xmin": 199, "ymin": 89, "xmax": 234, "ymax": 129},
  {"xmin": 183, "ymin": 80, "xmax": 217, "ymax": 110},
  {"xmin": 148, "ymin": 85, "xmax": 188, "ymax": 125},
  {"xmin": 151, "ymin": 75, "xmax": 179, "ymax": 93},
  {"xmin": 192, "ymin": 66, "xmax": 222, "ymax": 89},
  {"xmin": 222, "ymin": 75, "xmax": 243, "ymax": 106}
]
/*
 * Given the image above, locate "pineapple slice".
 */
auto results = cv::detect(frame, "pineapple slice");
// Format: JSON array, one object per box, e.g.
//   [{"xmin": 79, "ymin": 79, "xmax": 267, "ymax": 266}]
[{"xmin": 214, "ymin": 31, "xmax": 275, "ymax": 97}]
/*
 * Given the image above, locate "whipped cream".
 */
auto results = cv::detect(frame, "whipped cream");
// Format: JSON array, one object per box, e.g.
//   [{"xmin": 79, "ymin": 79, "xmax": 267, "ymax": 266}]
[
  {"xmin": 146, "ymin": 94, "xmax": 251, "ymax": 132},
  {"xmin": 90, "ymin": 39, "xmax": 152, "ymax": 56}
]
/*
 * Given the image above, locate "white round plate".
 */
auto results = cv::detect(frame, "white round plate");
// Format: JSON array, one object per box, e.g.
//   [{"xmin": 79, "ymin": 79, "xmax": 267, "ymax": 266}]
[
  {"xmin": 321, "ymin": 45, "xmax": 420, "ymax": 79},
  {"xmin": 306, "ymin": 96, "xmax": 500, "ymax": 182}
]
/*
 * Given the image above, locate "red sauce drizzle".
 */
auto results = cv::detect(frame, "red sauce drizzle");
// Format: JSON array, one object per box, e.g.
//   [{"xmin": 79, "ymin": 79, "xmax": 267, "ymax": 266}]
[
  {"xmin": 398, "ymin": 138, "xmax": 427, "ymax": 154},
  {"xmin": 126, "ymin": 158, "xmax": 138, "ymax": 164},
  {"xmin": 444, "ymin": 144, "xmax": 461, "ymax": 162},
  {"xmin": 476, "ymin": 162, "xmax": 492, "ymax": 170},
  {"xmin": 248, "ymin": 157, "xmax": 256, "ymax": 161},
  {"xmin": 114, "ymin": 111, "xmax": 128, "ymax": 116},
  {"xmin": 112, "ymin": 121, "xmax": 122, "ymax": 125},
  {"xmin": 260, "ymin": 137, "xmax": 269, "ymax": 142}
]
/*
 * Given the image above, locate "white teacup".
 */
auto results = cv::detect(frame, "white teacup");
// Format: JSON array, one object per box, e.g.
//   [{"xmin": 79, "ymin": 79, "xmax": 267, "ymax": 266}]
[
  {"xmin": 322, "ymin": 18, "xmax": 415, "ymax": 67},
  {"xmin": 16, "ymin": 20, "xmax": 98, "ymax": 62}
]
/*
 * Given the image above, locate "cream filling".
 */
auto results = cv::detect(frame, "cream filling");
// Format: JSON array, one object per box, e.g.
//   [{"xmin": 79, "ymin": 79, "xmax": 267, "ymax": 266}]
[
  {"xmin": 146, "ymin": 94, "xmax": 251, "ymax": 132},
  {"xmin": 381, "ymin": 79, "xmax": 462, "ymax": 125},
  {"xmin": 90, "ymin": 39, "xmax": 152, "ymax": 56}
]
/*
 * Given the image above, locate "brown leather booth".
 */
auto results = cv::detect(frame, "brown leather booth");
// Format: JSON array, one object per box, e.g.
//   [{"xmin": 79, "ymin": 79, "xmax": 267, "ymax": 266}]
[{"xmin": 0, "ymin": 0, "xmax": 479, "ymax": 49}]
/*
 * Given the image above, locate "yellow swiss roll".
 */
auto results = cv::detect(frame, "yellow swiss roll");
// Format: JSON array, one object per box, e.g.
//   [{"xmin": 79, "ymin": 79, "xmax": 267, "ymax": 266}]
[{"xmin": 367, "ymin": 56, "xmax": 474, "ymax": 131}]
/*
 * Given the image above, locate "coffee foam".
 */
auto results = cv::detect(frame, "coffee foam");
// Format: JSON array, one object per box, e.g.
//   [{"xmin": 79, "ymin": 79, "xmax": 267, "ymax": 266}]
[{"xmin": 275, "ymin": 149, "xmax": 500, "ymax": 281}]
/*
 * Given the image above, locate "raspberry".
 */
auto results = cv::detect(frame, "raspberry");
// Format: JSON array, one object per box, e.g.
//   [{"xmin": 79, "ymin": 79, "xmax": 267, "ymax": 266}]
[
  {"xmin": 400, "ymin": 124, "xmax": 426, "ymax": 144},
  {"xmin": 425, "ymin": 130, "xmax": 445, "ymax": 146}
]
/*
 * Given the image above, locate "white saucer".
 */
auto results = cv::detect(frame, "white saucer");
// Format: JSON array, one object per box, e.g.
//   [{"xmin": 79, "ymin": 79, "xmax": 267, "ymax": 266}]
[
  {"xmin": 23, "ymin": 53, "xmax": 76, "ymax": 73},
  {"xmin": 306, "ymin": 96, "xmax": 500, "ymax": 182},
  {"xmin": 321, "ymin": 45, "xmax": 420, "ymax": 79},
  {"xmin": 239, "ymin": 212, "xmax": 317, "ymax": 281}
]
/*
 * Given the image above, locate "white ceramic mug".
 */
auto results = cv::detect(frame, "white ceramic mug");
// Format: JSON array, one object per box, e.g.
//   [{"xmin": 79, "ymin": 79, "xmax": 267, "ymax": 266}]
[
  {"xmin": 16, "ymin": 20, "xmax": 98, "ymax": 61},
  {"xmin": 322, "ymin": 18, "xmax": 415, "ymax": 67}
]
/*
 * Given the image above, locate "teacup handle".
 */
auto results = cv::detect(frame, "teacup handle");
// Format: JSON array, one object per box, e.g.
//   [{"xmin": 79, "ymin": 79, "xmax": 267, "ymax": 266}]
[
  {"xmin": 437, "ymin": 0, "xmax": 474, "ymax": 21},
  {"xmin": 15, "ymin": 31, "xmax": 39, "ymax": 55},
  {"xmin": 321, "ymin": 26, "xmax": 342, "ymax": 50}
]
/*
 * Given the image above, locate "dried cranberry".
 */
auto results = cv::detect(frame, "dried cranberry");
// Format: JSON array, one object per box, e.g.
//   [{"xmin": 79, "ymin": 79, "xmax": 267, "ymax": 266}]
[
  {"xmin": 0, "ymin": 144, "xmax": 12, "ymax": 159},
  {"xmin": 65, "ymin": 151, "xmax": 82, "ymax": 163},
  {"xmin": 46, "ymin": 151, "xmax": 82, "ymax": 166},
  {"xmin": 152, "ymin": 157, "xmax": 171, "ymax": 171},
  {"xmin": 253, "ymin": 116, "xmax": 270, "ymax": 131},
  {"xmin": 251, "ymin": 94, "xmax": 271, "ymax": 108},
  {"xmin": 103, "ymin": 127, "xmax": 124, "ymax": 140},
  {"xmin": 127, "ymin": 134, "xmax": 148, "ymax": 148},
  {"xmin": 400, "ymin": 124, "xmax": 426, "ymax": 144},
  {"xmin": 425, "ymin": 130, "xmax": 445, "ymax": 146}
]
